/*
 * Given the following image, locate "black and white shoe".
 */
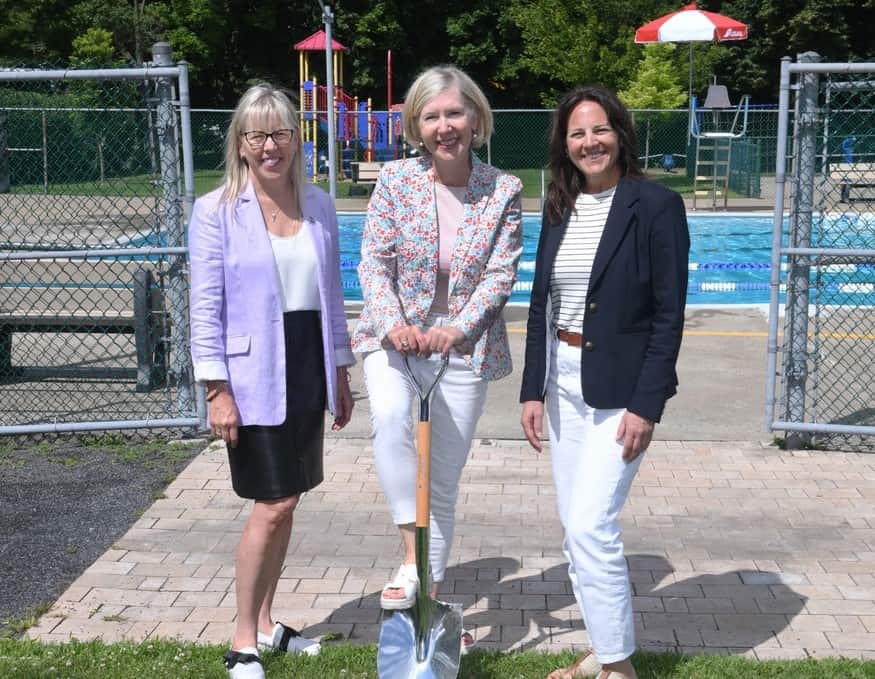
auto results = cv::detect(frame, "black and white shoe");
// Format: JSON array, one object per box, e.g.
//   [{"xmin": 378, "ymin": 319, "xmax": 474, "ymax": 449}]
[
  {"xmin": 223, "ymin": 647, "xmax": 264, "ymax": 679},
  {"xmin": 257, "ymin": 622, "xmax": 321, "ymax": 656}
]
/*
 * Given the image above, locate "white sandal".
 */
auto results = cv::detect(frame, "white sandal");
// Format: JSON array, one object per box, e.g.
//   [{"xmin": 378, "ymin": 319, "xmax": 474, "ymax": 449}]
[
  {"xmin": 460, "ymin": 628, "xmax": 476, "ymax": 655},
  {"xmin": 380, "ymin": 563, "xmax": 419, "ymax": 610}
]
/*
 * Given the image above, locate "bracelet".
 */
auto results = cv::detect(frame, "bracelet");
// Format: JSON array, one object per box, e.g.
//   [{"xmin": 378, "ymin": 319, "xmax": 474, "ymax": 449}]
[{"xmin": 205, "ymin": 385, "xmax": 228, "ymax": 401}]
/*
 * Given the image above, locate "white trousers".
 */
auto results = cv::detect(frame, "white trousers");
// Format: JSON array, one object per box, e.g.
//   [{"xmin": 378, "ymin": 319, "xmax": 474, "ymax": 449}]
[
  {"xmin": 546, "ymin": 338, "xmax": 643, "ymax": 664},
  {"xmin": 363, "ymin": 348, "xmax": 487, "ymax": 583}
]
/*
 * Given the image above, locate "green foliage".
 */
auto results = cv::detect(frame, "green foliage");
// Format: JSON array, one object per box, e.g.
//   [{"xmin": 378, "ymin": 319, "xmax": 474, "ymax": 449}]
[
  {"xmin": 507, "ymin": 0, "xmax": 679, "ymax": 105},
  {"xmin": 70, "ymin": 28, "xmax": 116, "ymax": 67},
  {"xmin": 711, "ymin": 0, "xmax": 875, "ymax": 101},
  {"xmin": 0, "ymin": 0, "xmax": 75, "ymax": 65},
  {"xmin": 620, "ymin": 44, "xmax": 688, "ymax": 110},
  {"xmin": 0, "ymin": 603, "xmax": 52, "ymax": 640},
  {"xmin": 69, "ymin": 0, "xmax": 166, "ymax": 64},
  {"xmin": 79, "ymin": 432, "xmax": 129, "ymax": 448},
  {"xmin": 1, "ymin": 0, "xmax": 870, "ymax": 106}
]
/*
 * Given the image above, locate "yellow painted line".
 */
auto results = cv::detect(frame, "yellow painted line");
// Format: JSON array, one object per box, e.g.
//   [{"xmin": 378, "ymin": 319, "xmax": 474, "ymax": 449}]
[
  {"xmin": 685, "ymin": 330, "xmax": 766, "ymax": 337},
  {"xmin": 684, "ymin": 330, "xmax": 875, "ymax": 340},
  {"xmin": 507, "ymin": 328, "xmax": 875, "ymax": 340},
  {"xmin": 507, "ymin": 328, "xmax": 765, "ymax": 338}
]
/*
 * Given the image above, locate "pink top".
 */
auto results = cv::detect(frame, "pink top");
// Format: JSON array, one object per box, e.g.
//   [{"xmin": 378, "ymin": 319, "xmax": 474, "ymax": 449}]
[{"xmin": 430, "ymin": 182, "xmax": 465, "ymax": 314}]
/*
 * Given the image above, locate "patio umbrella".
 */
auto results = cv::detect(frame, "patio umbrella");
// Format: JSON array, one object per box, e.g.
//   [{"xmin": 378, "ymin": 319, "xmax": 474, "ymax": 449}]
[{"xmin": 634, "ymin": 2, "xmax": 748, "ymax": 106}]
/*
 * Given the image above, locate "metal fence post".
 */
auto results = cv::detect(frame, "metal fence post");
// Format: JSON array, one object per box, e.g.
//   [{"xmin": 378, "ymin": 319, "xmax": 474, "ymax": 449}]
[
  {"xmin": 176, "ymin": 61, "xmax": 204, "ymax": 429},
  {"xmin": 766, "ymin": 57, "xmax": 792, "ymax": 432},
  {"xmin": 152, "ymin": 42, "xmax": 194, "ymax": 418},
  {"xmin": 0, "ymin": 110, "xmax": 8, "ymax": 193},
  {"xmin": 782, "ymin": 52, "xmax": 820, "ymax": 449}
]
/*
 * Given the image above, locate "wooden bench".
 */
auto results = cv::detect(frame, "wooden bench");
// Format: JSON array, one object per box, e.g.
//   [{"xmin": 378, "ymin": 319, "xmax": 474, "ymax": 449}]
[
  {"xmin": 350, "ymin": 161, "xmax": 383, "ymax": 194},
  {"xmin": 0, "ymin": 268, "xmax": 168, "ymax": 392},
  {"xmin": 829, "ymin": 162, "xmax": 875, "ymax": 202}
]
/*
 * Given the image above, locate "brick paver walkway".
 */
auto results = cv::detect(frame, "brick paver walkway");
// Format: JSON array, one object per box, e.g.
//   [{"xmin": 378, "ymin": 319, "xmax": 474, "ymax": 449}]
[{"xmin": 27, "ymin": 438, "xmax": 875, "ymax": 660}]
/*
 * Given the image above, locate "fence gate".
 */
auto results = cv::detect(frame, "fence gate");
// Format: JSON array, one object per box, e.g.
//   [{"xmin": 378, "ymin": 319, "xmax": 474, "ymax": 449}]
[
  {"xmin": 767, "ymin": 53, "xmax": 875, "ymax": 450},
  {"xmin": 0, "ymin": 46, "xmax": 203, "ymax": 435}
]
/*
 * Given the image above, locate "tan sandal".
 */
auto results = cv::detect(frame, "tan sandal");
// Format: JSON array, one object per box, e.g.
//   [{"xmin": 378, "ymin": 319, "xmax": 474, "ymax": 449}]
[{"xmin": 545, "ymin": 650, "xmax": 601, "ymax": 678}]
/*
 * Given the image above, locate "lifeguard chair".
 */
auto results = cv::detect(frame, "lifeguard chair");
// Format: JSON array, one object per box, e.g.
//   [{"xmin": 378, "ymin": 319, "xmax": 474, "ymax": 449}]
[{"xmin": 691, "ymin": 80, "xmax": 750, "ymax": 209}]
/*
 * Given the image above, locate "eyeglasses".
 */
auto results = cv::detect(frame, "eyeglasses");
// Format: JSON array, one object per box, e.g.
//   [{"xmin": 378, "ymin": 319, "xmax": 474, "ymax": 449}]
[{"xmin": 242, "ymin": 129, "xmax": 295, "ymax": 148}]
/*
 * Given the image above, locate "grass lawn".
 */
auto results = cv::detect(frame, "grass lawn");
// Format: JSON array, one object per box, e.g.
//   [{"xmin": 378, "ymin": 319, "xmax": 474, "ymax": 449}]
[
  {"xmin": 1, "ymin": 639, "xmax": 872, "ymax": 678},
  {"xmin": 10, "ymin": 170, "xmax": 225, "ymax": 198},
  {"xmin": 9, "ymin": 166, "xmax": 709, "ymax": 202}
]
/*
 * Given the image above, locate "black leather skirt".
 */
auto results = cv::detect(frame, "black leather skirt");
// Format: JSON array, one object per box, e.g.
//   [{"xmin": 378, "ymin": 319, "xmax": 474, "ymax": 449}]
[{"xmin": 227, "ymin": 310, "xmax": 327, "ymax": 500}]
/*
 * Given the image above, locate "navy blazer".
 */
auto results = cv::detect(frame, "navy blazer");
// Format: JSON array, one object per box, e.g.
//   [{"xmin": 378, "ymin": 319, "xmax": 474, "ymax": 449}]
[{"xmin": 519, "ymin": 177, "xmax": 690, "ymax": 423}]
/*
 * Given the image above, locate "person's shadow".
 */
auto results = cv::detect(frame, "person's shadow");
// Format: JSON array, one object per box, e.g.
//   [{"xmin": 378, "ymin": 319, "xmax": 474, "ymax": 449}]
[{"xmin": 313, "ymin": 553, "xmax": 807, "ymax": 657}]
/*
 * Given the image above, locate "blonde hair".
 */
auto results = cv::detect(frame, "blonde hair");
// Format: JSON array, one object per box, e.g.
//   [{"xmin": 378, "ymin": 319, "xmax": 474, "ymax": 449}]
[
  {"xmin": 402, "ymin": 65, "xmax": 493, "ymax": 152},
  {"xmin": 221, "ymin": 83, "xmax": 305, "ymax": 208}
]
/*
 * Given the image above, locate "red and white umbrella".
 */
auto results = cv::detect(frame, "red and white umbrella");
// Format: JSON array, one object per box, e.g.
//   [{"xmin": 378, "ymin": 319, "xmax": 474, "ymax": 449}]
[
  {"xmin": 635, "ymin": 2, "xmax": 748, "ymax": 105},
  {"xmin": 635, "ymin": 2, "xmax": 747, "ymax": 43}
]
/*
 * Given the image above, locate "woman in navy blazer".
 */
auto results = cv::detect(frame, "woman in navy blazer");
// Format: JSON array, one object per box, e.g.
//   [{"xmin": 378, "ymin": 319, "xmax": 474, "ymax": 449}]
[
  {"xmin": 520, "ymin": 87, "xmax": 688, "ymax": 679},
  {"xmin": 189, "ymin": 84, "xmax": 354, "ymax": 678}
]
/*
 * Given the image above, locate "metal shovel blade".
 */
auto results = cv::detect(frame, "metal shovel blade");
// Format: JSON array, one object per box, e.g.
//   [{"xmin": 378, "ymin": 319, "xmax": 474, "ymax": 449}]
[{"xmin": 377, "ymin": 598, "xmax": 463, "ymax": 679}]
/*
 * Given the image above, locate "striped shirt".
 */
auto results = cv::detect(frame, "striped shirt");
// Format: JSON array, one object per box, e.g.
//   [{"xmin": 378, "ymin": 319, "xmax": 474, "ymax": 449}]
[{"xmin": 550, "ymin": 187, "xmax": 616, "ymax": 332}]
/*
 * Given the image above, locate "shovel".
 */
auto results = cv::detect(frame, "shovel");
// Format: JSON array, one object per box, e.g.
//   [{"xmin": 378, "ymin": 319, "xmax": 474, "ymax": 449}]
[{"xmin": 377, "ymin": 353, "xmax": 463, "ymax": 679}]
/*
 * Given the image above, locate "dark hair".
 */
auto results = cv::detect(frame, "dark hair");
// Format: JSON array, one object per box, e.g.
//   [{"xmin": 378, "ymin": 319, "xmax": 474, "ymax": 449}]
[{"xmin": 544, "ymin": 86, "xmax": 642, "ymax": 223}]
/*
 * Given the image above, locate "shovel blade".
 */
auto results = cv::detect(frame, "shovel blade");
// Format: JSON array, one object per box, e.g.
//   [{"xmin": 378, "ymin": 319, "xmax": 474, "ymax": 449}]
[{"xmin": 377, "ymin": 600, "xmax": 463, "ymax": 679}]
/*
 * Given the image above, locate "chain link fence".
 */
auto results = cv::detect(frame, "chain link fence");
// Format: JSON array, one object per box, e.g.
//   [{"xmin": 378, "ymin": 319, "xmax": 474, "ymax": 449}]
[
  {"xmin": 767, "ymin": 54, "xmax": 875, "ymax": 451},
  {"xmin": 181, "ymin": 107, "xmax": 780, "ymax": 203},
  {"xmin": 8, "ymin": 56, "xmax": 872, "ymax": 444},
  {"xmin": 0, "ymin": 51, "xmax": 201, "ymax": 435}
]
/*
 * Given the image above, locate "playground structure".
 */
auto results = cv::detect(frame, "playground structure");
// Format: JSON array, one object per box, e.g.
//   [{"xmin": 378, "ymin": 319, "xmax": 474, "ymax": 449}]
[{"xmin": 295, "ymin": 30, "xmax": 405, "ymax": 181}]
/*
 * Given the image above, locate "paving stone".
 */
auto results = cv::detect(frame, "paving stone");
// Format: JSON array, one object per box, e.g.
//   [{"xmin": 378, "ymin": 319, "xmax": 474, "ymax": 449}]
[{"xmin": 149, "ymin": 620, "xmax": 207, "ymax": 642}]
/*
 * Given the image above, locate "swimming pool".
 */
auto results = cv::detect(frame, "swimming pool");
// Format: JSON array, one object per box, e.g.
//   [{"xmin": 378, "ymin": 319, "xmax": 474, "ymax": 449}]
[{"xmin": 338, "ymin": 212, "xmax": 875, "ymax": 306}]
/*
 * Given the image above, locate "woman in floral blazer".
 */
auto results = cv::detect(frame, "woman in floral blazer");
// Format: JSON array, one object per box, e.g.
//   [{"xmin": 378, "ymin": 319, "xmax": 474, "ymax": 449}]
[{"xmin": 352, "ymin": 66, "xmax": 522, "ymax": 650}]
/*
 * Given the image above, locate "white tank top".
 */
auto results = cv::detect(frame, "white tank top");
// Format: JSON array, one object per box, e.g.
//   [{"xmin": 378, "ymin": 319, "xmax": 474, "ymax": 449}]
[{"xmin": 268, "ymin": 228, "xmax": 321, "ymax": 311}]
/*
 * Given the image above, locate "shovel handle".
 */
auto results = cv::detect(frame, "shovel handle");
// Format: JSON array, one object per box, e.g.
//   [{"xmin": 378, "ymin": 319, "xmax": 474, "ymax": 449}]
[{"xmin": 416, "ymin": 420, "xmax": 431, "ymax": 528}]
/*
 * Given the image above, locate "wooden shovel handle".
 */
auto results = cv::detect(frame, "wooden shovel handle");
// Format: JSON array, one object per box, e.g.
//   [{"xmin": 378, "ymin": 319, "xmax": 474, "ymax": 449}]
[{"xmin": 416, "ymin": 420, "xmax": 431, "ymax": 528}]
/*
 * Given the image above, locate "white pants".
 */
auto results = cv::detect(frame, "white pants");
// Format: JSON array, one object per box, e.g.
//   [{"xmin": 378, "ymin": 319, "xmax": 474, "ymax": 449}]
[
  {"xmin": 363, "ymin": 348, "xmax": 487, "ymax": 583},
  {"xmin": 546, "ymin": 337, "xmax": 643, "ymax": 664}
]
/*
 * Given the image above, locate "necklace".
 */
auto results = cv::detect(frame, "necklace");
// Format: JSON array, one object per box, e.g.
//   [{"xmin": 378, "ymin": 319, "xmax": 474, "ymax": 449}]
[{"xmin": 270, "ymin": 209, "xmax": 279, "ymax": 223}]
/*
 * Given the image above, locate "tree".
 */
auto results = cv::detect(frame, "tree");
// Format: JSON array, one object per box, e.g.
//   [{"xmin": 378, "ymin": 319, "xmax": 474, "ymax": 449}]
[
  {"xmin": 0, "ymin": 0, "xmax": 78, "ymax": 65},
  {"xmin": 4, "ymin": 0, "xmax": 869, "ymax": 108},
  {"xmin": 619, "ymin": 44, "xmax": 687, "ymax": 110},
  {"xmin": 70, "ymin": 27, "xmax": 115, "ymax": 67},
  {"xmin": 69, "ymin": 0, "xmax": 164, "ymax": 64},
  {"xmin": 709, "ymin": 0, "xmax": 875, "ymax": 102},
  {"xmin": 507, "ymin": 0, "xmax": 680, "ymax": 104}
]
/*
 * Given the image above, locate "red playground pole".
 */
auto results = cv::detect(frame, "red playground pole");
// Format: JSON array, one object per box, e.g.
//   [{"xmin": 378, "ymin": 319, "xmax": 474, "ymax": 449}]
[{"xmin": 387, "ymin": 49, "xmax": 392, "ymax": 110}]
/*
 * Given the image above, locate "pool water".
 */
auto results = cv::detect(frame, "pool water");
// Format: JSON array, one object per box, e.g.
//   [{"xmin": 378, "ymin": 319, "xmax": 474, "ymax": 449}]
[{"xmin": 337, "ymin": 212, "xmax": 875, "ymax": 306}]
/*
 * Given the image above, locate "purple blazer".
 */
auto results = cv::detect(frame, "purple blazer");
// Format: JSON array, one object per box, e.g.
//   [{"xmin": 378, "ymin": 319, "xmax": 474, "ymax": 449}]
[{"xmin": 188, "ymin": 181, "xmax": 354, "ymax": 426}]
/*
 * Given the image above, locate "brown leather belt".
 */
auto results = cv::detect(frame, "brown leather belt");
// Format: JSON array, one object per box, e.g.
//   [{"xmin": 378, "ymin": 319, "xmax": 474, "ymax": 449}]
[{"xmin": 557, "ymin": 329, "xmax": 583, "ymax": 347}]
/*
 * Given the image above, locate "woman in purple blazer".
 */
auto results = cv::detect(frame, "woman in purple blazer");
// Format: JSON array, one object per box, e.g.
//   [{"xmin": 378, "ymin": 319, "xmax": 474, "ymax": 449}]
[{"xmin": 188, "ymin": 84, "xmax": 354, "ymax": 679}]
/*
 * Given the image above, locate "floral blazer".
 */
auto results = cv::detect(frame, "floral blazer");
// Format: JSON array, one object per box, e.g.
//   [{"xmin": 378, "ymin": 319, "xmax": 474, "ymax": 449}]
[{"xmin": 352, "ymin": 155, "xmax": 523, "ymax": 381}]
